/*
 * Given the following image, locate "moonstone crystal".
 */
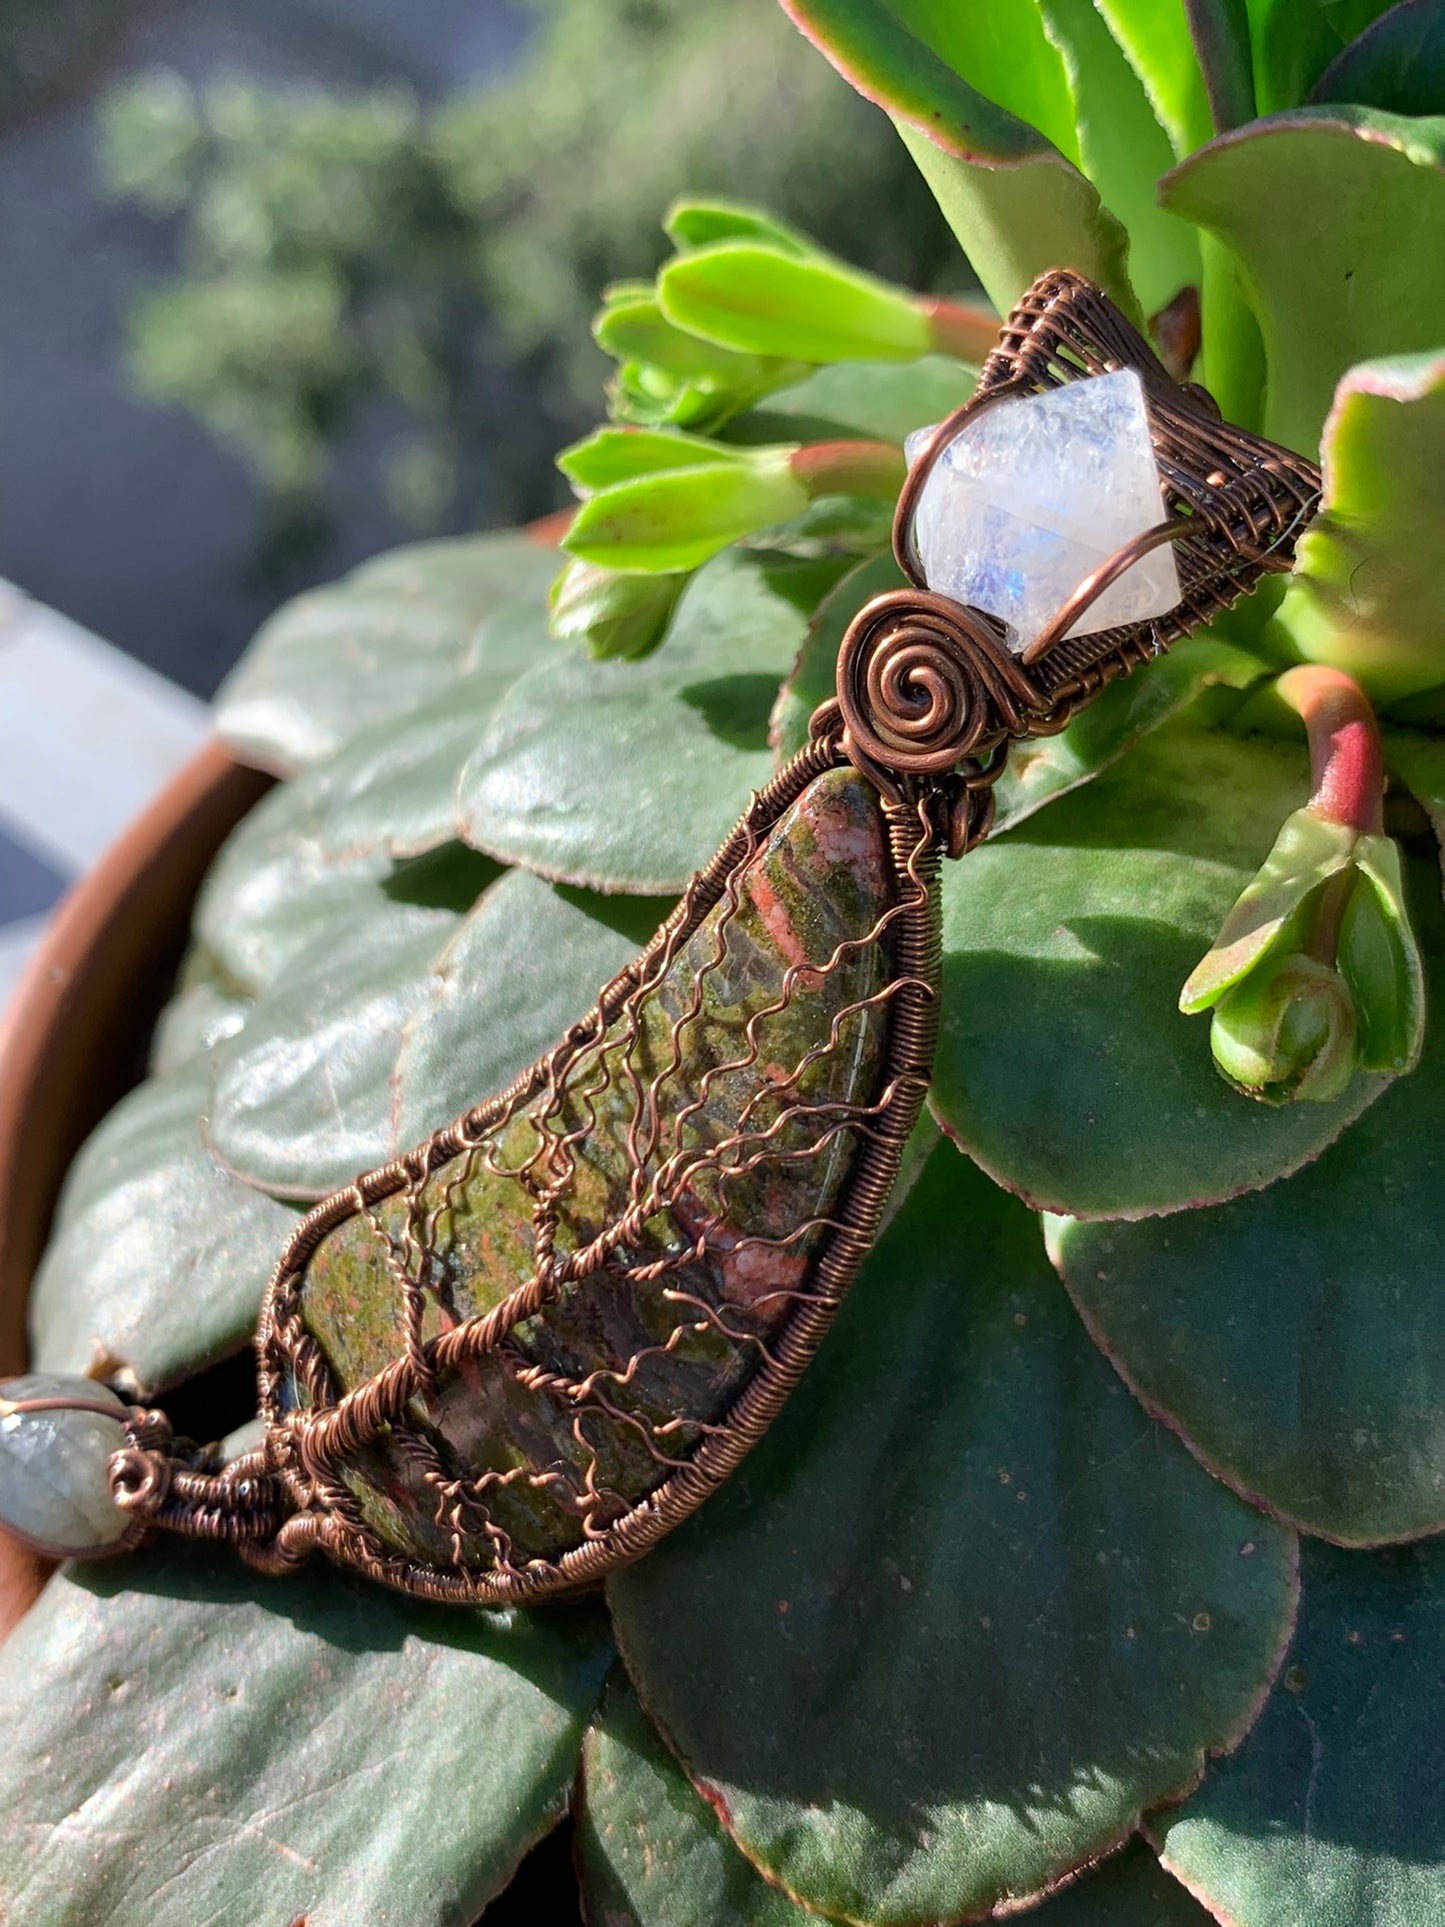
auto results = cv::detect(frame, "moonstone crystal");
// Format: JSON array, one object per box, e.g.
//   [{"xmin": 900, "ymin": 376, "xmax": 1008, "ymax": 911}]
[
  {"xmin": 0, "ymin": 1373, "xmax": 130, "ymax": 1556},
  {"xmin": 905, "ymin": 368, "xmax": 1181, "ymax": 653}
]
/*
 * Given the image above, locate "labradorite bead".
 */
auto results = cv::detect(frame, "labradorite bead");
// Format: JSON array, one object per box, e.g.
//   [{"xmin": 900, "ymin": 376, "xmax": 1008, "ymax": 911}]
[{"xmin": 0, "ymin": 1374, "xmax": 131, "ymax": 1556}]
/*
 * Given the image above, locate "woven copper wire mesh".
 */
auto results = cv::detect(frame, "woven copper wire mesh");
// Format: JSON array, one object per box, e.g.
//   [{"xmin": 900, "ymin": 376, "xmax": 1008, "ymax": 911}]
[{"xmin": 107, "ymin": 268, "xmax": 1325, "ymax": 1604}]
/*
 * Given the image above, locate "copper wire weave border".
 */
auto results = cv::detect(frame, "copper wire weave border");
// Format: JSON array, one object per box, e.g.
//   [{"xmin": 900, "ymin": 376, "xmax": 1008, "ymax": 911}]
[
  {"xmin": 237, "ymin": 732, "xmax": 940, "ymax": 1605},
  {"xmin": 103, "ymin": 266, "xmax": 1329, "ymax": 1605}
]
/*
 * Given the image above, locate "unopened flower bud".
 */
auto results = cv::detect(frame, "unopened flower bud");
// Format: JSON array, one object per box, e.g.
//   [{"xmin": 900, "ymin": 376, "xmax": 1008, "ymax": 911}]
[{"xmin": 1208, "ymin": 953, "xmax": 1358, "ymax": 1106}]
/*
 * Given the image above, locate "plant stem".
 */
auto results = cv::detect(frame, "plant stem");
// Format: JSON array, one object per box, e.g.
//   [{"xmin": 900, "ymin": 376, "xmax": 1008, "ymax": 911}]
[
  {"xmin": 918, "ymin": 295, "xmax": 1001, "ymax": 364},
  {"xmin": 1276, "ymin": 663, "xmax": 1384, "ymax": 834},
  {"xmin": 788, "ymin": 439, "xmax": 907, "ymax": 499}
]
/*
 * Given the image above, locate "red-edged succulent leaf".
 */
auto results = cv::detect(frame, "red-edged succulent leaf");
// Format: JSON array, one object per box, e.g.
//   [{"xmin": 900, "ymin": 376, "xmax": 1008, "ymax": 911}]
[
  {"xmin": 1274, "ymin": 350, "xmax": 1445, "ymax": 703},
  {"xmin": 0, "ymin": 1550, "xmax": 612, "ymax": 1927},
  {"xmin": 579, "ymin": 1672, "xmax": 1217, "ymax": 1926},
  {"xmin": 608, "ymin": 1143, "xmax": 1297, "ymax": 1925},
  {"xmin": 777, "ymin": 0, "xmax": 1137, "ymax": 317},
  {"xmin": 933, "ymin": 720, "xmax": 1391, "ymax": 1220},
  {"xmin": 1161, "ymin": 108, "xmax": 1445, "ymax": 457},
  {"xmin": 1153, "ymin": 1538, "xmax": 1445, "ymax": 1926},
  {"xmin": 1048, "ymin": 858, "xmax": 1445, "ymax": 1546}
]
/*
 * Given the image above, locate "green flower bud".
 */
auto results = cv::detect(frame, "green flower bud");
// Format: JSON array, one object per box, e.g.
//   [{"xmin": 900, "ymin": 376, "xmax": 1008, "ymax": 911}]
[
  {"xmin": 561, "ymin": 440, "xmax": 901, "ymax": 576},
  {"xmin": 1209, "ymin": 953, "xmax": 1358, "ymax": 1105},
  {"xmin": 549, "ymin": 560, "xmax": 686, "ymax": 661}
]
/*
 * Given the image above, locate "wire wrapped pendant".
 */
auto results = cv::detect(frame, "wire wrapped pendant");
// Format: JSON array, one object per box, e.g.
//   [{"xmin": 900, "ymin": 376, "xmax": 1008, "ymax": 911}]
[{"xmin": 13, "ymin": 270, "xmax": 1324, "ymax": 1604}]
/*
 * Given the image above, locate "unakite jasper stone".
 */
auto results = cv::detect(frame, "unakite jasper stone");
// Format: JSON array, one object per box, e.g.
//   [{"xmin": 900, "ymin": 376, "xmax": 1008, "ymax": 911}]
[
  {"xmin": 293, "ymin": 767, "xmax": 896, "ymax": 1571},
  {"xmin": 0, "ymin": 1374, "xmax": 130, "ymax": 1556}
]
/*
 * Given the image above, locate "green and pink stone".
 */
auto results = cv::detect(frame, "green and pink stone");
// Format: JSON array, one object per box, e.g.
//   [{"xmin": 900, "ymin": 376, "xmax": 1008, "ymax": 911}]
[{"xmin": 277, "ymin": 765, "xmax": 898, "ymax": 1573}]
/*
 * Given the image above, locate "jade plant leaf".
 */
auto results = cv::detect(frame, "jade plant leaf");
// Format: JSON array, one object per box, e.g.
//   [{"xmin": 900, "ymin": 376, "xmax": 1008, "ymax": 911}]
[
  {"xmin": 1313, "ymin": 0, "xmax": 1445, "ymax": 114},
  {"xmin": 1273, "ymin": 350, "xmax": 1445, "ymax": 702},
  {"xmin": 1387, "ymin": 727, "xmax": 1445, "ymax": 851},
  {"xmin": 457, "ymin": 548, "xmax": 851, "ymax": 892},
  {"xmin": 0, "ymin": 1549, "xmax": 612, "ymax": 1927},
  {"xmin": 1034, "ymin": 0, "xmax": 1202, "ymax": 312},
  {"xmin": 778, "ymin": 0, "xmax": 1136, "ymax": 318},
  {"xmin": 207, "ymin": 845, "xmax": 498, "ymax": 1199},
  {"xmin": 1095, "ymin": 0, "xmax": 1244, "ymax": 153},
  {"xmin": 1153, "ymin": 1538, "xmax": 1445, "ymax": 1925},
  {"xmin": 28, "ymin": 1059, "xmax": 298, "ymax": 1398},
  {"xmin": 608, "ymin": 1144, "xmax": 1297, "ymax": 1926},
  {"xmin": 194, "ymin": 771, "xmax": 394, "ymax": 997},
  {"xmin": 391, "ymin": 871, "xmax": 673, "ymax": 1149},
  {"xmin": 148, "ymin": 975, "xmax": 250, "ymax": 1077},
  {"xmin": 1047, "ymin": 859, "xmax": 1445, "ymax": 1544},
  {"xmin": 215, "ymin": 531, "xmax": 559, "ymax": 776},
  {"xmin": 993, "ymin": 633, "xmax": 1264, "ymax": 831},
  {"xmin": 579, "ymin": 1675, "xmax": 1216, "ymax": 1926},
  {"xmin": 578, "ymin": 1672, "xmax": 815, "ymax": 1927},
  {"xmin": 738, "ymin": 353, "xmax": 979, "ymax": 447},
  {"xmin": 933, "ymin": 721, "xmax": 1390, "ymax": 1219},
  {"xmin": 1161, "ymin": 107, "xmax": 1445, "ymax": 456},
  {"xmin": 304, "ymin": 583, "xmax": 556, "ymax": 863},
  {"xmin": 1249, "ymin": 0, "xmax": 1402, "ymax": 114}
]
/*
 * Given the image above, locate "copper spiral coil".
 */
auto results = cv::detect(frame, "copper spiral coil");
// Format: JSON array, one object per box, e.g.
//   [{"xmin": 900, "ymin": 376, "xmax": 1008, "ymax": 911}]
[{"xmin": 834, "ymin": 589, "xmax": 1047, "ymax": 779}]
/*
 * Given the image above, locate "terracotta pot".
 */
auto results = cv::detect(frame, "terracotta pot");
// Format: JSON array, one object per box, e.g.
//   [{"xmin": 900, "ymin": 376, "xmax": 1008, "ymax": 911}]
[{"xmin": 0, "ymin": 741, "xmax": 271, "ymax": 1636}]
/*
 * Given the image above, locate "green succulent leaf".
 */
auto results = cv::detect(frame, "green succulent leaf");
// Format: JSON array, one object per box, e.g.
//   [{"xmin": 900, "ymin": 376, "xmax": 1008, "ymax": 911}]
[
  {"xmin": 458, "ymin": 549, "xmax": 851, "ymax": 892},
  {"xmin": 1048, "ymin": 865, "xmax": 1445, "ymax": 1544},
  {"xmin": 1248, "ymin": 0, "xmax": 1404, "ymax": 114},
  {"xmin": 214, "ymin": 532, "xmax": 559, "ymax": 775},
  {"xmin": 557, "ymin": 425, "xmax": 752, "ymax": 492},
  {"xmin": 1339, "ymin": 832, "xmax": 1426, "ymax": 1071},
  {"xmin": 1161, "ymin": 108, "xmax": 1445, "ymax": 456},
  {"xmin": 579, "ymin": 1672, "xmax": 1215, "ymax": 1926},
  {"xmin": 1154, "ymin": 1538, "xmax": 1445, "ymax": 1925},
  {"xmin": 778, "ymin": 0, "xmax": 1137, "ymax": 318},
  {"xmin": 1035, "ymin": 0, "xmax": 1203, "ymax": 312},
  {"xmin": 548, "ymin": 558, "xmax": 690, "ymax": 661},
  {"xmin": 392, "ymin": 871, "xmax": 672, "ymax": 1150},
  {"xmin": 0, "ymin": 1550, "xmax": 612, "ymax": 1927},
  {"xmin": 658, "ymin": 242, "xmax": 935, "ymax": 364},
  {"xmin": 1084, "ymin": 0, "xmax": 1262, "ymax": 410},
  {"xmin": 195, "ymin": 775, "xmax": 393, "ymax": 996},
  {"xmin": 933, "ymin": 721, "xmax": 1391, "ymax": 1218},
  {"xmin": 994, "ymin": 633, "xmax": 1265, "ymax": 831},
  {"xmin": 27, "ymin": 1059, "xmax": 299, "ymax": 1399},
  {"xmin": 736, "ymin": 351, "xmax": 979, "ymax": 446},
  {"xmin": 296, "ymin": 586, "xmax": 557, "ymax": 862},
  {"xmin": 563, "ymin": 450, "xmax": 809, "ymax": 573},
  {"xmin": 1178, "ymin": 808, "xmax": 1361, "ymax": 1009},
  {"xmin": 207, "ymin": 845, "xmax": 497, "ymax": 1198},
  {"xmin": 663, "ymin": 197, "xmax": 814, "ymax": 254},
  {"xmin": 1312, "ymin": 0, "xmax": 1445, "ymax": 114},
  {"xmin": 609, "ymin": 1144, "xmax": 1297, "ymax": 1926},
  {"xmin": 148, "ymin": 974, "xmax": 250, "ymax": 1077},
  {"xmin": 1273, "ymin": 350, "xmax": 1445, "ymax": 702},
  {"xmin": 578, "ymin": 1672, "xmax": 815, "ymax": 1927},
  {"xmin": 1386, "ymin": 724, "xmax": 1445, "ymax": 852},
  {"xmin": 1096, "ymin": 0, "xmax": 1244, "ymax": 152}
]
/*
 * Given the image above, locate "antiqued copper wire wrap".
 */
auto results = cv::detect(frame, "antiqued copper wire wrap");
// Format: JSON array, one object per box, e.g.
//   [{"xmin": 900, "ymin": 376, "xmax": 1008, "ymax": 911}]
[{"xmin": 104, "ymin": 267, "xmax": 1323, "ymax": 1604}]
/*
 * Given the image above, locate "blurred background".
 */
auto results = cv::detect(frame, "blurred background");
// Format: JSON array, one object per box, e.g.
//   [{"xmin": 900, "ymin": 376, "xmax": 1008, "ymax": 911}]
[{"xmin": 0, "ymin": 0, "xmax": 960, "ymax": 699}]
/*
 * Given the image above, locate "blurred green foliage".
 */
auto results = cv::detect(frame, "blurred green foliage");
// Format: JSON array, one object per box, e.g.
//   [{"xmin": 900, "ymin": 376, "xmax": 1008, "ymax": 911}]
[{"xmin": 98, "ymin": 0, "xmax": 959, "ymax": 541}]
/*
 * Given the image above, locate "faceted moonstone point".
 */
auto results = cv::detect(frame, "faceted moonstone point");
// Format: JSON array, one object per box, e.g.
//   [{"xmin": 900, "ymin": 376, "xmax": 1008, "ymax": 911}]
[
  {"xmin": 905, "ymin": 368, "xmax": 1181, "ymax": 653},
  {"xmin": 0, "ymin": 1373, "xmax": 131, "ymax": 1556}
]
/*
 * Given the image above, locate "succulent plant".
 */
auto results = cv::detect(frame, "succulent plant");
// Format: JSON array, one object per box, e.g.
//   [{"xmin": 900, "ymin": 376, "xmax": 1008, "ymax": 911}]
[{"xmin": 4, "ymin": 4, "xmax": 1445, "ymax": 1924}]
